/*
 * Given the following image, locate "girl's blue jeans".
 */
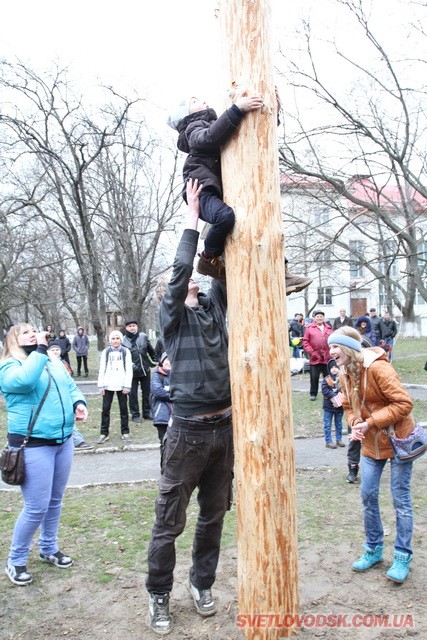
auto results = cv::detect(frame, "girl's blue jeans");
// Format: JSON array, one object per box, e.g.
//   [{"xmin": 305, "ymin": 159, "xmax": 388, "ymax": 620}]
[
  {"xmin": 8, "ymin": 437, "xmax": 74, "ymax": 566},
  {"xmin": 360, "ymin": 454, "xmax": 413, "ymax": 554}
]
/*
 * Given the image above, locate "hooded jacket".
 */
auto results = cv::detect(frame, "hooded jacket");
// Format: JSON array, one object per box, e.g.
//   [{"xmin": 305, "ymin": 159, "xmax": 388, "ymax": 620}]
[
  {"xmin": 150, "ymin": 366, "xmax": 171, "ymax": 425},
  {"xmin": 340, "ymin": 348, "xmax": 414, "ymax": 459},
  {"xmin": 0, "ymin": 350, "xmax": 85, "ymax": 443},
  {"xmin": 176, "ymin": 106, "xmax": 245, "ymax": 200},
  {"xmin": 354, "ymin": 315, "xmax": 377, "ymax": 346},
  {"xmin": 72, "ymin": 329, "xmax": 89, "ymax": 356}
]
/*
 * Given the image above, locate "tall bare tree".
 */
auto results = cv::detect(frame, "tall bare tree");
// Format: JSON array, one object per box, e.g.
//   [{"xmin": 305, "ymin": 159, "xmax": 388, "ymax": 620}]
[{"xmin": 276, "ymin": 0, "xmax": 427, "ymax": 332}]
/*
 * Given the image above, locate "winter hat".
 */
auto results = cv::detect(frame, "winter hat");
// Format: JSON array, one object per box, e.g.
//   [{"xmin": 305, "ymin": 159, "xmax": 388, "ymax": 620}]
[
  {"xmin": 328, "ymin": 332, "xmax": 362, "ymax": 352},
  {"xmin": 312, "ymin": 310, "xmax": 325, "ymax": 317},
  {"xmin": 361, "ymin": 336, "xmax": 373, "ymax": 348},
  {"xmin": 47, "ymin": 340, "xmax": 62, "ymax": 351},
  {"xmin": 124, "ymin": 319, "xmax": 138, "ymax": 326},
  {"xmin": 109, "ymin": 330, "xmax": 123, "ymax": 343},
  {"xmin": 327, "ymin": 359, "xmax": 338, "ymax": 374},
  {"xmin": 167, "ymin": 97, "xmax": 193, "ymax": 130},
  {"xmin": 159, "ymin": 352, "xmax": 169, "ymax": 366}
]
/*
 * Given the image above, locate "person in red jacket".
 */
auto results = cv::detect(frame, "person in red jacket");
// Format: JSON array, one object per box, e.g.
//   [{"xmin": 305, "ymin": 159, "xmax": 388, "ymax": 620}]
[{"xmin": 302, "ymin": 310, "xmax": 333, "ymax": 400}]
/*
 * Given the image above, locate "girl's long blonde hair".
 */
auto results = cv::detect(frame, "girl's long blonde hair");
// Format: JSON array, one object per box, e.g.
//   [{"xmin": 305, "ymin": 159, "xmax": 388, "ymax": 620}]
[
  {"xmin": 0, "ymin": 323, "xmax": 33, "ymax": 362},
  {"xmin": 330, "ymin": 326, "xmax": 365, "ymax": 418}
]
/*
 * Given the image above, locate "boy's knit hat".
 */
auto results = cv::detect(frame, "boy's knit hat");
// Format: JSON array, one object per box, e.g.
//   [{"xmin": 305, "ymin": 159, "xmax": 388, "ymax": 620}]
[
  {"xmin": 109, "ymin": 330, "xmax": 123, "ymax": 343},
  {"xmin": 159, "ymin": 352, "xmax": 169, "ymax": 365},
  {"xmin": 327, "ymin": 358, "xmax": 338, "ymax": 374},
  {"xmin": 47, "ymin": 340, "xmax": 62, "ymax": 351},
  {"xmin": 167, "ymin": 97, "xmax": 193, "ymax": 130}
]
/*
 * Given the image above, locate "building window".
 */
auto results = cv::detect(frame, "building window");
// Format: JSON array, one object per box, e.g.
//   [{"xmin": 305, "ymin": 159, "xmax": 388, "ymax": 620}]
[
  {"xmin": 349, "ymin": 240, "xmax": 365, "ymax": 278},
  {"xmin": 415, "ymin": 290, "xmax": 427, "ymax": 305},
  {"xmin": 314, "ymin": 207, "xmax": 330, "ymax": 226},
  {"xmin": 318, "ymin": 287, "xmax": 333, "ymax": 305}
]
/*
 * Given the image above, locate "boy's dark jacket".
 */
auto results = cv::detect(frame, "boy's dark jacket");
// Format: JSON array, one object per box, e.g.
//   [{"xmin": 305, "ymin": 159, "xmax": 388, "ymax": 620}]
[
  {"xmin": 176, "ymin": 106, "xmax": 245, "ymax": 200},
  {"xmin": 150, "ymin": 368, "xmax": 171, "ymax": 425},
  {"xmin": 321, "ymin": 370, "xmax": 343, "ymax": 413}
]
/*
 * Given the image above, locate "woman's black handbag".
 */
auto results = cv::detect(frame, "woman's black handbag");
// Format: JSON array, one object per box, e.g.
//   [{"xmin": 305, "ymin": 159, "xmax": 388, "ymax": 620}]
[{"xmin": 0, "ymin": 369, "xmax": 52, "ymax": 485}]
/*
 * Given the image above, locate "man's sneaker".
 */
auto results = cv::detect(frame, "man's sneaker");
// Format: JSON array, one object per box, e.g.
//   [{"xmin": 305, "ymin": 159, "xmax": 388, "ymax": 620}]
[
  {"xmin": 75, "ymin": 441, "xmax": 94, "ymax": 450},
  {"xmin": 189, "ymin": 581, "xmax": 217, "ymax": 617},
  {"xmin": 196, "ymin": 253, "xmax": 226, "ymax": 281},
  {"xmin": 121, "ymin": 434, "xmax": 131, "ymax": 442},
  {"xmin": 285, "ymin": 271, "xmax": 313, "ymax": 296},
  {"xmin": 148, "ymin": 592, "xmax": 173, "ymax": 635},
  {"xmin": 39, "ymin": 551, "xmax": 73, "ymax": 568},
  {"xmin": 97, "ymin": 434, "xmax": 109, "ymax": 444},
  {"xmin": 132, "ymin": 417, "xmax": 142, "ymax": 423},
  {"xmin": 5, "ymin": 563, "xmax": 33, "ymax": 586}
]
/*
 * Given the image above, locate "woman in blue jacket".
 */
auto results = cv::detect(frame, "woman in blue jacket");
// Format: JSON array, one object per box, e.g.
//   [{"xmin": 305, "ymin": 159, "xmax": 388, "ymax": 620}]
[{"xmin": 0, "ymin": 324, "xmax": 87, "ymax": 586}]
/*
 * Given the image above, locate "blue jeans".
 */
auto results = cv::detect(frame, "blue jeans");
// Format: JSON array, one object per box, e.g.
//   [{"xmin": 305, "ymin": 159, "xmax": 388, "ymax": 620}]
[
  {"xmin": 146, "ymin": 412, "xmax": 234, "ymax": 593},
  {"xmin": 360, "ymin": 455, "xmax": 413, "ymax": 554},
  {"xmin": 8, "ymin": 437, "xmax": 74, "ymax": 566},
  {"xmin": 199, "ymin": 190, "xmax": 235, "ymax": 256},
  {"xmin": 323, "ymin": 409, "xmax": 343, "ymax": 443},
  {"xmin": 72, "ymin": 427, "xmax": 85, "ymax": 446}
]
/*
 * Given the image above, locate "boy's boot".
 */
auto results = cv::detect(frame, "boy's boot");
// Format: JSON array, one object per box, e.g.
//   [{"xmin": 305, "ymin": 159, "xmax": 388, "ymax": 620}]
[
  {"xmin": 196, "ymin": 252, "xmax": 226, "ymax": 281},
  {"xmin": 352, "ymin": 544, "xmax": 383, "ymax": 571},
  {"xmin": 284, "ymin": 259, "xmax": 312, "ymax": 295},
  {"xmin": 386, "ymin": 551, "xmax": 412, "ymax": 583},
  {"xmin": 346, "ymin": 463, "xmax": 359, "ymax": 483}
]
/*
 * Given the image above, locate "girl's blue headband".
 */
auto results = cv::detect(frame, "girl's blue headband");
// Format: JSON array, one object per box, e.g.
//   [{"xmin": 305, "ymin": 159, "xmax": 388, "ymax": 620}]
[{"xmin": 327, "ymin": 334, "xmax": 362, "ymax": 352}]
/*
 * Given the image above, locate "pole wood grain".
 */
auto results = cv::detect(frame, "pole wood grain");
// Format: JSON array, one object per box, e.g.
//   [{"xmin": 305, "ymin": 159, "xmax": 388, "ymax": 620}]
[{"xmin": 219, "ymin": 1, "xmax": 299, "ymax": 637}]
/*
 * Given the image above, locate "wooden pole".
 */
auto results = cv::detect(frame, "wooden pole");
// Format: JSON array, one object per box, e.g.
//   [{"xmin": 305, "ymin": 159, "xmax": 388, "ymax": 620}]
[{"xmin": 218, "ymin": 1, "xmax": 299, "ymax": 638}]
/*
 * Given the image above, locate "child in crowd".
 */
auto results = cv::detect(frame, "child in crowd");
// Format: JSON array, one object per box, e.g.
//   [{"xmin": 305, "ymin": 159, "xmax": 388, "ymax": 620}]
[
  {"xmin": 321, "ymin": 359, "xmax": 345, "ymax": 449},
  {"xmin": 167, "ymin": 93, "xmax": 312, "ymax": 294},
  {"xmin": 47, "ymin": 341, "xmax": 93, "ymax": 450},
  {"xmin": 97, "ymin": 330, "xmax": 132, "ymax": 444},
  {"xmin": 150, "ymin": 352, "xmax": 172, "ymax": 462}
]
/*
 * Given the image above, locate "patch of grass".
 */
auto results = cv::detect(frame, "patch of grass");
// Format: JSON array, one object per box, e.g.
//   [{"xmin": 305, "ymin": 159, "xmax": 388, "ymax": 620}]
[
  {"xmin": 72, "ymin": 396, "xmax": 157, "ymax": 447},
  {"xmin": 1, "ymin": 467, "xmax": 425, "ymax": 585}
]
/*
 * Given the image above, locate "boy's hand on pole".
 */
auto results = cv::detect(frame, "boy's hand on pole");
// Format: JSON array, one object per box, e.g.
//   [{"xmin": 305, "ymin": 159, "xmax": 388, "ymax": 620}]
[{"xmin": 235, "ymin": 95, "xmax": 264, "ymax": 112}]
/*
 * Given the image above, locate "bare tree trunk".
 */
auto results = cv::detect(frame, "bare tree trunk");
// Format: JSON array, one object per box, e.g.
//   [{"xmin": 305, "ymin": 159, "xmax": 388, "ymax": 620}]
[{"xmin": 219, "ymin": 1, "xmax": 299, "ymax": 637}]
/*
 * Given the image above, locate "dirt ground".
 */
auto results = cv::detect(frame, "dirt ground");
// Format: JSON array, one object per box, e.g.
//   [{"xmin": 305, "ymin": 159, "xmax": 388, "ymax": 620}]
[
  {"xmin": 1, "ymin": 542, "xmax": 425, "ymax": 640},
  {"xmin": 1, "ymin": 468, "xmax": 426, "ymax": 640}
]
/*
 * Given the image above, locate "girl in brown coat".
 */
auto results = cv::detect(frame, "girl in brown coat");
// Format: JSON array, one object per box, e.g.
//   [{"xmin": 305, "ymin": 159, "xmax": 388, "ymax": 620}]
[{"xmin": 328, "ymin": 327, "xmax": 415, "ymax": 583}]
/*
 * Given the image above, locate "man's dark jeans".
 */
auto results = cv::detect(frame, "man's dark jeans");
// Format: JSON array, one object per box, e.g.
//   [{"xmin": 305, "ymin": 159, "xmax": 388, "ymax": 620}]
[
  {"xmin": 146, "ymin": 412, "xmax": 234, "ymax": 594},
  {"xmin": 309, "ymin": 363, "xmax": 328, "ymax": 397},
  {"xmin": 100, "ymin": 390, "xmax": 129, "ymax": 435},
  {"xmin": 347, "ymin": 433, "xmax": 361, "ymax": 466},
  {"xmin": 199, "ymin": 190, "xmax": 235, "ymax": 256},
  {"xmin": 76, "ymin": 355, "xmax": 88, "ymax": 375},
  {"xmin": 129, "ymin": 374, "xmax": 151, "ymax": 419}
]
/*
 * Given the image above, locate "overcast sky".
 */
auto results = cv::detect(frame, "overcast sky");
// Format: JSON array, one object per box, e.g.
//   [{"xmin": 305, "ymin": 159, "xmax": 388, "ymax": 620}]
[{"xmin": 1, "ymin": 0, "xmax": 422, "ymax": 135}]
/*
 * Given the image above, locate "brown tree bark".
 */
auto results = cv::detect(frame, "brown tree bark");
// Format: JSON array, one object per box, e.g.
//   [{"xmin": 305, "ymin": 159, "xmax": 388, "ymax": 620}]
[{"xmin": 219, "ymin": 1, "xmax": 299, "ymax": 638}]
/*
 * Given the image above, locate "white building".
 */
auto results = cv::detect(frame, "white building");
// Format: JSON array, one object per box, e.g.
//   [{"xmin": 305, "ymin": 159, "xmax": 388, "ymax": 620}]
[{"xmin": 281, "ymin": 175, "xmax": 427, "ymax": 335}]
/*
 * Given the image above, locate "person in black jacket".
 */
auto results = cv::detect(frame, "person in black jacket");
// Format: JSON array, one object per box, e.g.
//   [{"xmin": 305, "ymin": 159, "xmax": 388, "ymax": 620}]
[
  {"xmin": 168, "ymin": 94, "xmax": 263, "ymax": 280},
  {"xmin": 122, "ymin": 321, "xmax": 156, "ymax": 421},
  {"xmin": 378, "ymin": 312, "xmax": 398, "ymax": 361},
  {"xmin": 332, "ymin": 309, "xmax": 353, "ymax": 331},
  {"xmin": 56, "ymin": 329, "xmax": 72, "ymax": 372}
]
